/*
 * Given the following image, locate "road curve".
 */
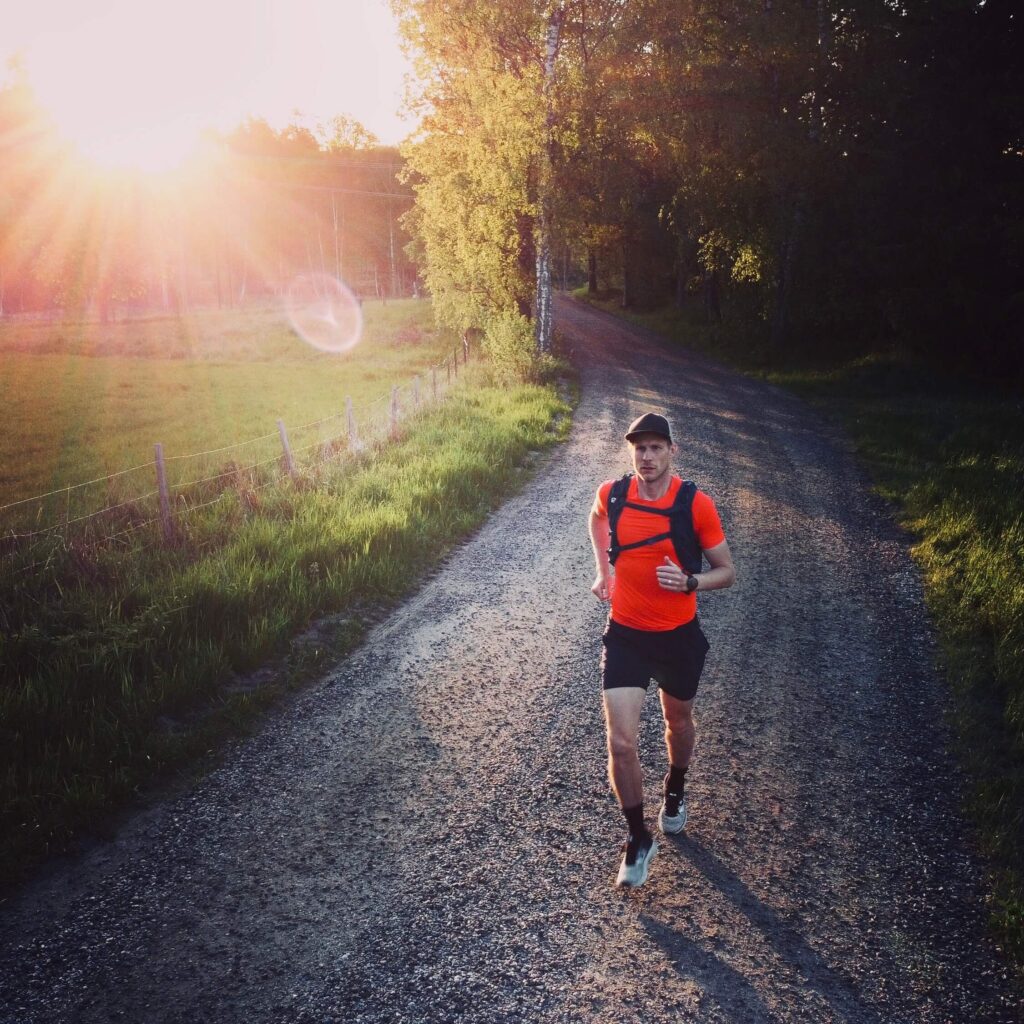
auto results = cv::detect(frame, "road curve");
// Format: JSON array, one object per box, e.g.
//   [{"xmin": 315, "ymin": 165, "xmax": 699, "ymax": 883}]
[{"xmin": 0, "ymin": 296, "xmax": 1019, "ymax": 1023}]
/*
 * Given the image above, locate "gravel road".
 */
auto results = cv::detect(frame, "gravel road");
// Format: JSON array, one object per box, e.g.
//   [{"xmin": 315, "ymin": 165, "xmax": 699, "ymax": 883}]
[{"xmin": 1, "ymin": 297, "xmax": 1021, "ymax": 1024}]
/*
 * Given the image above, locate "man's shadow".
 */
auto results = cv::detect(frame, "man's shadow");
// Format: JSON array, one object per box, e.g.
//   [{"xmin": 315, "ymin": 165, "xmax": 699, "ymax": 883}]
[{"xmin": 639, "ymin": 834, "xmax": 885, "ymax": 1024}]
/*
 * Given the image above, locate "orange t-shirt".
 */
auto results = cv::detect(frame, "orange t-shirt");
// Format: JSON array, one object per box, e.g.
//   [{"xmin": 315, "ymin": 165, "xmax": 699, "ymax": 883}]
[{"xmin": 593, "ymin": 474, "xmax": 725, "ymax": 631}]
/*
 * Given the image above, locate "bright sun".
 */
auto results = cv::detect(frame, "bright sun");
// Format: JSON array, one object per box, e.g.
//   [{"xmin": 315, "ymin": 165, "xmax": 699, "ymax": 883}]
[
  {"xmin": 34, "ymin": 43, "xmax": 206, "ymax": 173},
  {"xmin": 8, "ymin": 0, "xmax": 414, "ymax": 176},
  {"xmin": 58, "ymin": 113, "xmax": 200, "ymax": 173}
]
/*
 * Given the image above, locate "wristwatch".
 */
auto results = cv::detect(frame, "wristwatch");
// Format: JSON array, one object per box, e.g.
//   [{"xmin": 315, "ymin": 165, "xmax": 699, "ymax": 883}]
[{"xmin": 684, "ymin": 574, "xmax": 699, "ymax": 593}]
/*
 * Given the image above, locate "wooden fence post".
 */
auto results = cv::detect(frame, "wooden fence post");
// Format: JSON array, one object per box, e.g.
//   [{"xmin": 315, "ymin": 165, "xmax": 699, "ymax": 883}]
[
  {"xmin": 447, "ymin": 357, "xmax": 451, "ymax": 385},
  {"xmin": 432, "ymin": 366, "xmax": 438, "ymax": 402},
  {"xmin": 462, "ymin": 335, "xmax": 469, "ymax": 363},
  {"xmin": 413, "ymin": 375, "xmax": 420, "ymax": 408},
  {"xmin": 346, "ymin": 396, "xmax": 357, "ymax": 450},
  {"xmin": 277, "ymin": 419, "xmax": 297, "ymax": 478},
  {"xmin": 154, "ymin": 443, "xmax": 174, "ymax": 543},
  {"xmin": 390, "ymin": 385, "xmax": 399, "ymax": 436},
  {"xmin": 453, "ymin": 348, "xmax": 459, "ymax": 378}
]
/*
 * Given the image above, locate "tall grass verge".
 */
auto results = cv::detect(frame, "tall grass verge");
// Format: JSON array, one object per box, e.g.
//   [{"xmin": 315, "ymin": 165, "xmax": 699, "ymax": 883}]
[
  {"xmin": 573, "ymin": 290, "xmax": 1024, "ymax": 967},
  {"xmin": 0, "ymin": 366, "xmax": 571, "ymax": 890}
]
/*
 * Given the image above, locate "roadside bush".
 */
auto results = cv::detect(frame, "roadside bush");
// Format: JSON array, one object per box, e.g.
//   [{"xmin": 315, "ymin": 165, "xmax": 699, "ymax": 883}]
[{"xmin": 482, "ymin": 310, "xmax": 537, "ymax": 384}]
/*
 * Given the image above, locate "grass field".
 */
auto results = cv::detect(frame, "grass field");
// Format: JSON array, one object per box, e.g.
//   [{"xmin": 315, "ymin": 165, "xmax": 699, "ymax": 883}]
[
  {"xmin": 574, "ymin": 290, "xmax": 1024, "ymax": 964},
  {"xmin": 0, "ymin": 300, "xmax": 571, "ymax": 890},
  {"xmin": 0, "ymin": 301, "xmax": 461, "ymax": 531}
]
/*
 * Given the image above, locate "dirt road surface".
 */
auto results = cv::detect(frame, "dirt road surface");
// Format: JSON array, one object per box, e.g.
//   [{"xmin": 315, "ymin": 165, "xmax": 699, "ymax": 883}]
[{"xmin": 1, "ymin": 297, "xmax": 1020, "ymax": 1023}]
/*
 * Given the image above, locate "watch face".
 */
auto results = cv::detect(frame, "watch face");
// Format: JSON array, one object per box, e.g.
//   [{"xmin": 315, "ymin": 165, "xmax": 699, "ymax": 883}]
[{"xmin": 686, "ymin": 575, "xmax": 698, "ymax": 593}]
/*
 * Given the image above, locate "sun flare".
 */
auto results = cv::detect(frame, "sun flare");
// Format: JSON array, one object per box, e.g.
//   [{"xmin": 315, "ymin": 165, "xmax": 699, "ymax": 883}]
[
  {"xmin": 29, "ymin": 31, "xmax": 209, "ymax": 174},
  {"xmin": 60, "ymin": 118, "xmax": 200, "ymax": 174},
  {"xmin": 7, "ymin": 0, "xmax": 414, "ymax": 179}
]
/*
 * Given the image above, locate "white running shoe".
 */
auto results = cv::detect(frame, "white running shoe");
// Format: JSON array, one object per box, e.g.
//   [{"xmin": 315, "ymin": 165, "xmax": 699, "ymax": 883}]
[
  {"xmin": 658, "ymin": 791, "xmax": 687, "ymax": 835},
  {"xmin": 615, "ymin": 833, "xmax": 658, "ymax": 888}
]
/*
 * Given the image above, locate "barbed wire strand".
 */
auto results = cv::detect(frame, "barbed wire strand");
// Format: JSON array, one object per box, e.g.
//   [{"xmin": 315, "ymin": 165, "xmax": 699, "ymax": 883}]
[
  {"xmin": 5, "ymin": 346, "xmax": 474, "ymax": 560},
  {"xmin": 171, "ymin": 458, "xmax": 276, "ymax": 494},
  {"xmin": 100, "ymin": 515, "xmax": 164, "ymax": 548},
  {"xmin": 176, "ymin": 492, "xmax": 230, "ymax": 517},
  {"xmin": 290, "ymin": 409, "xmax": 347, "ymax": 433},
  {"xmin": 163, "ymin": 429, "xmax": 280, "ymax": 462},
  {"xmin": 6, "ymin": 553, "xmax": 61, "ymax": 579},
  {"xmin": 7, "ymin": 489, "xmax": 162, "ymax": 540},
  {"xmin": 0, "ymin": 460, "xmax": 157, "ymax": 513},
  {"xmin": 174, "ymin": 450, "xmax": 287, "ymax": 493}
]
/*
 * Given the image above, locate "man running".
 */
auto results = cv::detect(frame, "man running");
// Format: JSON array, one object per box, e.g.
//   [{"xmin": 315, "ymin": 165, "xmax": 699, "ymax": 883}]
[{"xmin": 589, "ymin": 412, "xmax": 735, "ymax": 888}]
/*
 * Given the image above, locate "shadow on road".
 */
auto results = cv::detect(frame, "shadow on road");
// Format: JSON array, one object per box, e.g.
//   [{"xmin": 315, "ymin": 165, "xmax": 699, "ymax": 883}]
[
  {"xmin": 640, "ymin": 834, "xmax": 885, "ymax": 1024},
  {"xmin": 638, "ymin": 911, "xmax": 783, "ymax": 1023}
]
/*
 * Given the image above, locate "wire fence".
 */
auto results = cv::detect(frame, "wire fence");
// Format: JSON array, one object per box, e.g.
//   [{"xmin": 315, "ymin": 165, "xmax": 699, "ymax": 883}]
[{"xmin": 1, "ymin": 337, "xmax": 474, "ymax": 576}]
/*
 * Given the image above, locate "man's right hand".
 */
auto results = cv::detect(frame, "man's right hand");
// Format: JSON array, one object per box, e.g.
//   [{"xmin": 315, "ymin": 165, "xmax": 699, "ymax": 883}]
[{"xmin": 591, "ymin": 574, "xmax": 610, "ymax": 602}]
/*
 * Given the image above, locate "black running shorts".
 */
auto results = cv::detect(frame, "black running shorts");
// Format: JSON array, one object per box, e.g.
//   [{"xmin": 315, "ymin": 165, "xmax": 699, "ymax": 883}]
[{"xmin": 601, "ymin": 617, "xmax": 710, "ymax": 702}]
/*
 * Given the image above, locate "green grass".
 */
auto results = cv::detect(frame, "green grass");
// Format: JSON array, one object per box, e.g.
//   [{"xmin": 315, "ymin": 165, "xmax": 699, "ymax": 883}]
[
  {"xmin": 0, "ymin": 300, "xmax": 459, "ymax": 528},
  {"xmin": 0, "ymin": 302, "xmax": 571, "ymax": 890},
  {"xmin": 574, "ymin": 289, "xmax": 1024, "ymax": 966}
]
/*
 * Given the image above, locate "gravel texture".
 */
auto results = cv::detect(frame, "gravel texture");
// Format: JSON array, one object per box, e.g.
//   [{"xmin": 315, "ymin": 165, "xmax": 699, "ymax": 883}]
[{"xmin": 1, "ymin": 296, "xmax": 1021, "ymax": 1023}]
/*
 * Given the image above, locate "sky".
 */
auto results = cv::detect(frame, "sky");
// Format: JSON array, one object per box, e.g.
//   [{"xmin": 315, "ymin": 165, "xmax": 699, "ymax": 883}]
[{"xmin": 3, "ymin": 0, "xmax": 417, "ymax": 169}]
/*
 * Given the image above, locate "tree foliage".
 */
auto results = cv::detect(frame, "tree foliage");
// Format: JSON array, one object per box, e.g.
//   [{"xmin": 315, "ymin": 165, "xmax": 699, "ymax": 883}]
[
  {"xmin": 395, "ymin": 0, "xmax": 549, "ymax": 335},
  {"xmin": 397, "ymin": 0, "xmax": 1024, "ymax": 378}
]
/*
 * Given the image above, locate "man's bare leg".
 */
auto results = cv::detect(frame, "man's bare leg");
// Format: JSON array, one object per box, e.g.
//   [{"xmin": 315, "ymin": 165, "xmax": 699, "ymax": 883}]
[
  {"xmin": 659, "ymin": 691, "xmax": 695, "ymax": 770},
  {"xmin": 658, "ymin": 690, "xmax": 694, "ymax": 834},
  {"xmin": 602, "ymin": 687, "xmax": 647, "ymax": 809},
  {"xmin": 603, "ymin": 686, "xmax": 658, "ymax": 886}
]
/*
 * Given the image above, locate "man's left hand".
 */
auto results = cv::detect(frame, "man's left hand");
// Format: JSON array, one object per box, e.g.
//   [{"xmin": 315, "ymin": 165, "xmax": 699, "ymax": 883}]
[{"xmin": 655, "ymin": 555, "xmax": 687, "ymax": 591}]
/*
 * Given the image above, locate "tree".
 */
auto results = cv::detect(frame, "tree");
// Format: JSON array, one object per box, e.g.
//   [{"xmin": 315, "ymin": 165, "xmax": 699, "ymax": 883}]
[
  {"xmin": 396, "ymin": 0, "xmax": 659, "ymax": 344},
  {"xmin": 395, "ymin": 0, "xmax": 548, "ymax": 334},
  {"xmin": 316, "ymin": 115, "xmax": 381, "ymax": 152}
]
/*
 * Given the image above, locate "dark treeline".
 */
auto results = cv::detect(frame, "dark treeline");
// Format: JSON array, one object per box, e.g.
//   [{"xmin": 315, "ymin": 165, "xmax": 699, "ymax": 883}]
[
  {"xmin": 397, "ymin": 0, "xmax": 1023, "ymax": 378},
  {"xmin": 0, "ymin": 73, "xmax": 416, "ymax": 321}
]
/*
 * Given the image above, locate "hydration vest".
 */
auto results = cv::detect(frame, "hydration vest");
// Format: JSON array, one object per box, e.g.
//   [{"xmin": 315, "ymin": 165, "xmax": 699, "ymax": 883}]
[{"xmin": 606, "ymin": 473, "xmax": 702, "ymax": 574}]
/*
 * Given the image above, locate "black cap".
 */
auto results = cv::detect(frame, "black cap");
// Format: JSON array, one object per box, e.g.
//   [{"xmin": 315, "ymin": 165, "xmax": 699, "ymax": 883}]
[{"xmin": 625, "ymin": 412, "xmax": 672, "ymax": 443}]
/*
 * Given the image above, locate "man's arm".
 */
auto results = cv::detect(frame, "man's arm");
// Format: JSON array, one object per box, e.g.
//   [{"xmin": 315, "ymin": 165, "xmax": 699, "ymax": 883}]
[
  {"xmin": 697, "ymin": 539, "xmax": 735, "ymax": 591},
  {"xmin": 588, "ymin": 508, "xmax": 612, "ymax": 602},
  {"xmin": 655, "ymin": 539, "xmax": 736, "ymax": 592}
]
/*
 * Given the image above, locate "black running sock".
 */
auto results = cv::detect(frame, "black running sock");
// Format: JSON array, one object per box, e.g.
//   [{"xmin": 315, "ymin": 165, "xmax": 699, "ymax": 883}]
[
  {"xmin": 666, "ymin": 765, "xmax": 687, "ymax": 796},
  {"xmin": 623, "ymin": 803, "xmax": 648, "ymax": 840}
]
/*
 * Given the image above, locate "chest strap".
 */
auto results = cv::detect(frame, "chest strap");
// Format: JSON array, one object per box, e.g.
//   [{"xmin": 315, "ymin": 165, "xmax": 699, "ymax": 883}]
[{"xmin": 606, "ymin": 473, "xmax": 702, "ymax": 574}]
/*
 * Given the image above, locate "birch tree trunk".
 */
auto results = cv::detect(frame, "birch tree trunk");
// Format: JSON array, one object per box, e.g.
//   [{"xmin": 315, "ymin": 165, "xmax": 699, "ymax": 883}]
[{"xmin": 534, "ymin": 4, "xmax": 564, "ymax": 354}]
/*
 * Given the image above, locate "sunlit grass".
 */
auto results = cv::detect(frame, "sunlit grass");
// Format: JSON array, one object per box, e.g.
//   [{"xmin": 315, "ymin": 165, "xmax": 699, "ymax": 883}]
[
  {"xmin": 0, "ymin": 302, "xmax": 572, "ymax": 889},
  {"xmin": 0, "ymin": 299, "xmax": 455, "ymax": 523}
]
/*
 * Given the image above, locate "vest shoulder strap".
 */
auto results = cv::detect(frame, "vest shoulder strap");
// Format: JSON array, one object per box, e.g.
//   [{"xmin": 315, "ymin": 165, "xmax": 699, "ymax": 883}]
[
  {"xmin": 605, "ymin": 473, "xmax": 634, "ymax": 566},
  {"xmin": 668, "ymin": 481, "xmax": 702, "ymax": 574},
  {"xmin": 607, "ymin": 474, "xmax": 702, "ymax": 572}
]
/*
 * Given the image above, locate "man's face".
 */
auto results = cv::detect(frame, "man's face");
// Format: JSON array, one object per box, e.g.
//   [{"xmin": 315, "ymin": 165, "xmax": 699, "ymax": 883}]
[{"xmin": 629, "ymin": 433, "xmax": 675, "ymax": 485}]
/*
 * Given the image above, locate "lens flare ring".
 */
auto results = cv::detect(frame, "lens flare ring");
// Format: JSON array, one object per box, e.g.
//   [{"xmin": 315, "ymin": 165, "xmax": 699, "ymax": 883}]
[{"xmin": 286, "ymin": 274, "xmax": 363, "ymax": 354}]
